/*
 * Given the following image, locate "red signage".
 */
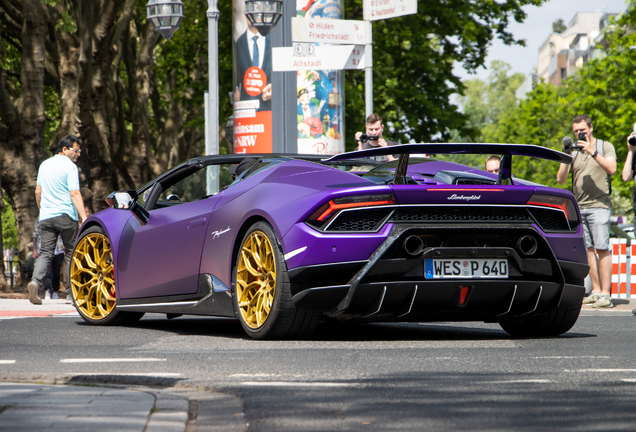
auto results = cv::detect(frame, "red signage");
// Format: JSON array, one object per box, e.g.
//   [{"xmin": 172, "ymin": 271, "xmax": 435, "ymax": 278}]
[
  {"xmin": 234, "ymin": 111, "xmax": 273, "ymax": 153},
  {"xmin": 244, "ymin": 67, "xmax": 267, "ymax": 97}
]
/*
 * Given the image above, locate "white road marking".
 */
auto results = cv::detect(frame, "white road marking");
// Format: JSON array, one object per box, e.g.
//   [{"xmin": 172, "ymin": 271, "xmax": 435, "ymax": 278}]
[
  {"xmin": 60, "ymin": 358, "xmax": 166, "ymax": 363},
  {"xmin": 230, "ymin": 373, "xmax": 278, "ymax": 378},
  {"xmin": 621, "ymin": 379, "xmax": 636, "ymax": 383},
  {"xmin": 486, "ymin": 379, "xmax": 552, "ymax": 384},
  {"xmin": 0, "ymin": 360, "xmax": 16, "ymax": 364},
  {"xmin": 64, "ymin": 372, "xmax": 181, "ymax": 377},
  {"xmin": 565, "ymin": 369, "xmax": 636, "ymax": 373},
  {"xmin": 533, "ymin": 356, "xmax": 610, "ymax": 359},
  {"xmin": 240, "ymin": 381, "xmax": 359, "ymax": 388}
]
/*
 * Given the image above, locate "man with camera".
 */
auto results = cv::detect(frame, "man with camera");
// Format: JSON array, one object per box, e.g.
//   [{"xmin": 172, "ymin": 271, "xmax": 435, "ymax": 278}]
[
  {"xmin": 557, "ymin": 114, "xmax": 617, "ymax": 308},
  {"xmin": 354, "ymin": 113, "xmax": 398, "ymax": 162},
  {"xmin": 622, "ymin": 125, "xmax": 636, "ymax": 230},
  {"xmin": 622, "ymin": 126, "xmax": 636, "ymax": 315}
]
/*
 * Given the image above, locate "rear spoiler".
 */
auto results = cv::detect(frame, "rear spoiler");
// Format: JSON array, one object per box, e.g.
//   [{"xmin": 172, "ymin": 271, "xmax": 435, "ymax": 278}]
[{"xmin": 324, "ymin": 143, "xmax": 572, "ymax": 185}]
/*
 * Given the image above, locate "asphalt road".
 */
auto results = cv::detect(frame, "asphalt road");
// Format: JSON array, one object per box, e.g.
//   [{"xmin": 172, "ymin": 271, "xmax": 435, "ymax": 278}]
[{"xmin": 2, "ymin": 308, "xmax": 636, "ymax": 431}]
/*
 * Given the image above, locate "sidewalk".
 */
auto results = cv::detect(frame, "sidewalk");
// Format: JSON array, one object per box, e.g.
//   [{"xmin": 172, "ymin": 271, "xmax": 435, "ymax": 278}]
[
  {"xmin": 0, "ymin": 382, "xmax": 190, "ymax": 432},
  {"xmin": 0, "ymin": 294, "xmax": 77, "ymax": 318}
]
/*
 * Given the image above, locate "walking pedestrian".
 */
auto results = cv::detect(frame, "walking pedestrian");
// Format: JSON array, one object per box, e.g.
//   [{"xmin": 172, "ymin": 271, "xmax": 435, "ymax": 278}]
[
  {"xmin": 32, "ymin": 217, "xmax": 65, "ymax": 300},
  {"xmin": 27, "ymin": 135, "xmax": 88, "ymax": 305}
]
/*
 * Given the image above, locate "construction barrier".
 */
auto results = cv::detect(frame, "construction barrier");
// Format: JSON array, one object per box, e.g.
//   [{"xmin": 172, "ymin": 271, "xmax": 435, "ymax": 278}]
[{"xmin": 610, "ymin": 238, "xmax": 634, "ymax": 298}]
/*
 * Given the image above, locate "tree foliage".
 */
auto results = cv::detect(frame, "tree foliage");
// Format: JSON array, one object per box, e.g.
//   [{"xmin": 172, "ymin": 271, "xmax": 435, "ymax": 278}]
[
  {"xmin": 343, "ymin": 0, "xmax": 547, "ymax": 149},
  {"xmin": 1, "ymin": 194, "xmax": 17, "ymax": 250},
  {"xmin": 483, "ymin": 8, "xmax": 636, "ymax": 217},
  {"xmin": 552, "ymin": 19, "xmax": 566, "ymax": 34}
]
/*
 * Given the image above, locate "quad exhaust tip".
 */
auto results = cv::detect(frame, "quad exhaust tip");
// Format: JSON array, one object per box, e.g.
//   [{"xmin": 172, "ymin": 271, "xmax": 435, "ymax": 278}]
[
  {"xmin": 516, "ymin": 235, "xmax": 538, "ymax": 256},
  {"xmin": 402, "ymin": 235, "xmax": 424, "ymax": 257}
]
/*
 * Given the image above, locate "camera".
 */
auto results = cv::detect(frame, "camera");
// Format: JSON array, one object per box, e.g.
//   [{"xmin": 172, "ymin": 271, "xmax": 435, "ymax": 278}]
[
  {"xmin": 359, "ymin": 134, "xmax": 379, "ymax": 143},
  {"xmin": 577, "ymin": 132, "xmax": 587, "ymax": 141},
  {"xmin": 629, "ymin": 123, "xmax": 636, "ymax": 146}
]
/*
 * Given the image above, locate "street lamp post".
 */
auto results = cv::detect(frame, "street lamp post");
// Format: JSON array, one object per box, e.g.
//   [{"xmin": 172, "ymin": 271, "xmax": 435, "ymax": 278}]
[
  {"xmin": 146, "ymin": 0, "xmax": 184, "ymax": 40},
  {"xmin": 243, "ymin": 0, "xmax": 284, "ymax": 36},
  {"xmin": 147, "ymin": 0, "xmax": 283, "ymax": 192},
  {"xmin": 206, "ymin": 0, "xmax": 220, "ymax": 194}
]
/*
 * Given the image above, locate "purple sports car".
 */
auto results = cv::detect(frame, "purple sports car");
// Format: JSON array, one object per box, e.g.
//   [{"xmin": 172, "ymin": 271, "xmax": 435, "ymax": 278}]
[{"xmin": 69, "ymin": 144, "xmax": 588, "ymax": 339}]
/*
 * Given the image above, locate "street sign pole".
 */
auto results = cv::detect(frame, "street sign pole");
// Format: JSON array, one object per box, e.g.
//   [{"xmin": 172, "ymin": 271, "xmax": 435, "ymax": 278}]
[
  {"xmin": 362, "ymin": 0, "xmax": 417, "ymax": 118},
  {"xmin": 365, "ymin": 21, "xmax": 373, "ymax": 117}
]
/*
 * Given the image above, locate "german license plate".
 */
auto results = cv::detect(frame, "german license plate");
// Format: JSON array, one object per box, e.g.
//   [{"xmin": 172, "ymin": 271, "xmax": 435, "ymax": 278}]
[{"xmin": 425, "ymin": 259, "xmax": 508, "ymax": 279}]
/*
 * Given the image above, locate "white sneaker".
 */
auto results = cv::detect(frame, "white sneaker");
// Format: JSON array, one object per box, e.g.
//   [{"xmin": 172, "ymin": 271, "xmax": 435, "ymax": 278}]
[
  {"xmin": 52, "ymin": 292, "xmax": 59, "ymax": 300},
  {"xmin": 45, "ymin": 291, "xmax": 51, "ymax": 300}
]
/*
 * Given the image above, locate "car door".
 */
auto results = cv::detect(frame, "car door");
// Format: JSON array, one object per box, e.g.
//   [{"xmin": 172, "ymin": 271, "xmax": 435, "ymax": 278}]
[{"xmin": 117, "ymin": 166, "xmax": 220, "ymax": 299}]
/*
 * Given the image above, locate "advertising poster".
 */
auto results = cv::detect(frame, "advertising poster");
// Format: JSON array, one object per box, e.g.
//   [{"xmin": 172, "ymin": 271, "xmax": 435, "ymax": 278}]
[
  {"xmin": 296, "ymin": 0, "xmax": 345, "ymax": 155},
  {"xmin": 232, "ymin": 0, "xmax": 273, "ymax": 153}
]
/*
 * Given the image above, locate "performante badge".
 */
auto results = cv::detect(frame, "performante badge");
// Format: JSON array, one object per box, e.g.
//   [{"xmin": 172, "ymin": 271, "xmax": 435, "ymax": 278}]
[{"xmin": 211, "ymin": 226, "xmax": 231, "ymax": 239}]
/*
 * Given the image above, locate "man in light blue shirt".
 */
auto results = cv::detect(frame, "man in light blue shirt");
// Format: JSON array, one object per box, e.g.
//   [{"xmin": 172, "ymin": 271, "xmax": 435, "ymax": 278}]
[{"xmin": 27, "ymin": 135, "xmax": 88, "ymax": 305}]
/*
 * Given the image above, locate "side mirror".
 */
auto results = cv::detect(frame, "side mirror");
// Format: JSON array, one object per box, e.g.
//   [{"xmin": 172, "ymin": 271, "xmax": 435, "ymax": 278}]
[{"xmin": 105, "ymin": 191, "xmax": 149, "ymax": 226}]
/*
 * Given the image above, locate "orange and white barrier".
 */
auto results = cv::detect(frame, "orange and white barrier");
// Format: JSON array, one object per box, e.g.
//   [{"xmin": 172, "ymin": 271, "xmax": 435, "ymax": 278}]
[{"xmin": 609, "ymin": 238, "xmax": 634, "ymax": 298}]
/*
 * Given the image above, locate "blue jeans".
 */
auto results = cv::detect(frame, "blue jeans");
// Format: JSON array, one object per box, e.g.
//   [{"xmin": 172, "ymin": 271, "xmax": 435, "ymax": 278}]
[{"xmin": 31, "ymin": 214, "xmax": 78, "ymax": 298}]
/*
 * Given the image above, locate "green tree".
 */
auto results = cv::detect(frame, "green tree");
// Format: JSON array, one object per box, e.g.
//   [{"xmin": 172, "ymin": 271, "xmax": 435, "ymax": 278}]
[
  {"xmin": 488, "ymin": 8, "xmax": 636, "ymax": 216},
  {"xmin": 552, "ymin": 18, "xmax": 566, "ymax": 34},
  {"xmin": 456, "ymin": 60, "xmax": 525, "ymax": 141},
  {"xmin": 1, "ymin": 194, "xmax": 17, "ymax": 251},
  {"xmin": 0, "ymin": 0, "xmax": 234, "ymax": 272},
  {"xmin": 343, "ymin": 0, "xmax": 547, "ymax": 149}
]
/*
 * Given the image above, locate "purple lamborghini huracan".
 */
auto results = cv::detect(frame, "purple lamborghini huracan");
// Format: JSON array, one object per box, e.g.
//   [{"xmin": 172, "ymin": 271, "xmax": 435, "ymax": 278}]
[{"xmin": 69, "ymin": 144, "xmax": 589, "ymax": 339}]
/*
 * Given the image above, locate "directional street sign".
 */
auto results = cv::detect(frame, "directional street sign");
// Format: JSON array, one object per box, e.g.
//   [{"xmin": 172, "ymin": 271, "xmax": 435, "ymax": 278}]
[
  {"xmin": 363, "ymin": 0, "xmax": 417, "ymax": 21},
  {"xmin": 291, "ymin": 17, "xmax": 371, "ymax": 45},
  {"xmin": 272, "ymin": 45, "xmax": 366, "ymax": 72}
]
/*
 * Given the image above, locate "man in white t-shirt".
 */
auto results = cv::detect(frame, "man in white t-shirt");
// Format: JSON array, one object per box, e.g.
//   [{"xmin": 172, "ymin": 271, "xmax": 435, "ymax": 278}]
[{"xmin": 27, "ymin": 135, "xmax": 88, "ymax": 305}]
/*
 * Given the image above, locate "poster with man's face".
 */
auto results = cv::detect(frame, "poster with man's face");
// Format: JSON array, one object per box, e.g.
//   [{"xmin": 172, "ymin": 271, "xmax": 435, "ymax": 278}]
[
  {"xmin": 232, "ymin": 0, "xmax": 273, "ymax": 154},
  {"xmin": 296, "ymin": 0, "xmax": 345, "ymax": 155}
]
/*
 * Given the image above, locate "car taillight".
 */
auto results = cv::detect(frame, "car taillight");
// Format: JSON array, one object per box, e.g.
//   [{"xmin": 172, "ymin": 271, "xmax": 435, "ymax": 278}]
[
  {"xmin": 527, "ymin": 193, "xmax": 578, "ymax": 224},
  {"xmin": 306, "ymin": 193, "xmax": 396, "ymax": 227}
]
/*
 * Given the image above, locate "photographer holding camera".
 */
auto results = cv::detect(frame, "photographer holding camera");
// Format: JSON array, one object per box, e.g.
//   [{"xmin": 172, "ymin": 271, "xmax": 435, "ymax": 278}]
[
  {"xmin": 354, "ymin": 113, "xmax": 398, "ymax": 162},
  {"xmin": 557, "ymin": 114, "xmax": 617, "ymax": 308},
  {"xmin": 621, "ymin": 125, "xmax": 636, "ymax": 230}
]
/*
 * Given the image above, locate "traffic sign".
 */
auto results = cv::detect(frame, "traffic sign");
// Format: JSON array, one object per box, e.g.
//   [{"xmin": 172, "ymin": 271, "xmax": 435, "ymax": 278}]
[
  {"xmin": 291, "ymin": 17, "xmax": 371, "ymax": 45},
  {"xmin": 363, "ymin": 0, "xmax": 417, "ymax": 21},
  {"xmin": 272, "ymin": 45, "xmax": 366, "ymax": 72}
]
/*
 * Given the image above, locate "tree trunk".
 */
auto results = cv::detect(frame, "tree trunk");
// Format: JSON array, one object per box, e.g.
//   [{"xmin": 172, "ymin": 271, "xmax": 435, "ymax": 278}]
[{"xmin": 0, "ymin": 0, "xmax": 48, "ymax": 284}]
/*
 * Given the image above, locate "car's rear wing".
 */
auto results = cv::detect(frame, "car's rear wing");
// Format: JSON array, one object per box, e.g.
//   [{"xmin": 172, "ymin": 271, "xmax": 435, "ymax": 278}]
[{"xmin": 324, "ymin": 143, "xmax": 572, "ymax": 185}]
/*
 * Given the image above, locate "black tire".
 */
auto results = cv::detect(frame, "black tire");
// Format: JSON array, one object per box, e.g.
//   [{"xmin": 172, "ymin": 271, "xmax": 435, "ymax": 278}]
[
  {"xmin": 232, "ymin": 221, "xmax": 320, "ymax": 339},
  {"xmin": 70, "ymin": 226, "xmax": 144, "ymax": 326},
  {"xmin": 499, "ymin": 303, "xmax": 582, "ymax": 337}
]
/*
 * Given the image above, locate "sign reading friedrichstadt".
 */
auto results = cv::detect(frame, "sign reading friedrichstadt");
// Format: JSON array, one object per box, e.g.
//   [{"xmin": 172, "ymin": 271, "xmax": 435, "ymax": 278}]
[
  {"xmin": 363, "ymin": 0, "xmax": 418, "ymax": 21},
  {"xmin": 291, "ymin": 17, "xmax": 371, "ymax": 45},
  {"xmin": 272, "ymin": 45, "xmax": 366, "ymax": 72}
]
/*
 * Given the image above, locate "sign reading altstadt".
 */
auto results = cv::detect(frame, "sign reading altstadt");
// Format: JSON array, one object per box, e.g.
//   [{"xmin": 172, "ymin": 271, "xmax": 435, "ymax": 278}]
[{"xmin": 272, "ymin": 45, "xmax": 366, "ymax": 72}]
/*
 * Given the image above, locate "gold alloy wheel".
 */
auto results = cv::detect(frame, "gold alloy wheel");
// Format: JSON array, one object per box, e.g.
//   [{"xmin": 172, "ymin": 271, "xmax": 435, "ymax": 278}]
[
  {"xmin": 236, "ymin": 230, "xmax": 277, "ymax": 329},
  {"xmin": 70, "ymin": 232, "xmax": 117, "ymax": 321}
]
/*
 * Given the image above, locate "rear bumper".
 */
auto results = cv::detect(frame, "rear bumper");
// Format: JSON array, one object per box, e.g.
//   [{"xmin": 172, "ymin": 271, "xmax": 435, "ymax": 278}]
[{"xmin": 292, "ymin": 280, "xmax": 585, "ymax": 322}]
